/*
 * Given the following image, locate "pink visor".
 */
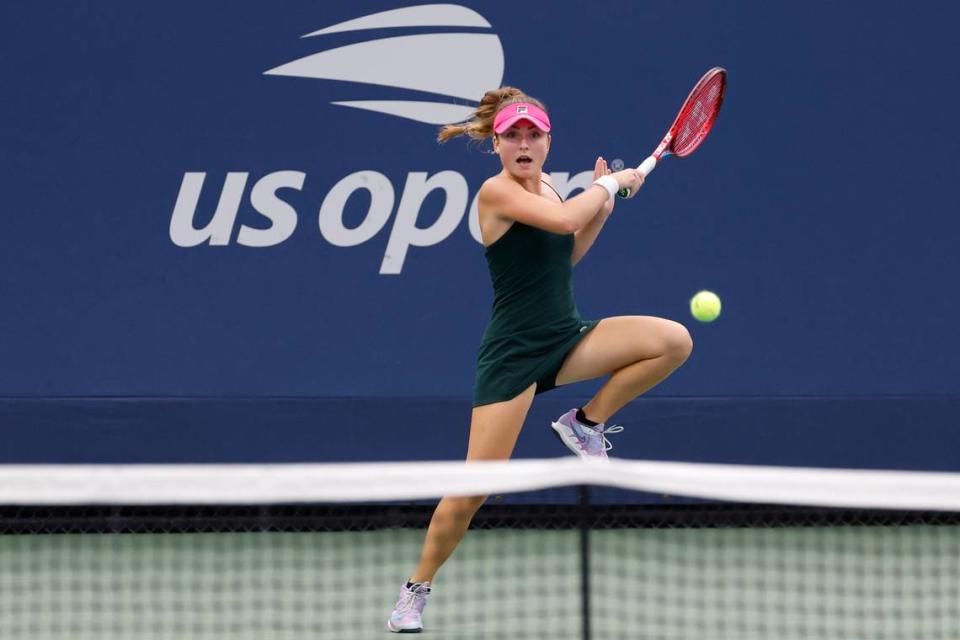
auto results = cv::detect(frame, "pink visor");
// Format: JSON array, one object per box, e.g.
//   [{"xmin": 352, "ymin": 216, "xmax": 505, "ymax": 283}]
[{"xmin": 493, "ymin": 102, "xmax": 551, "ymax": 134}]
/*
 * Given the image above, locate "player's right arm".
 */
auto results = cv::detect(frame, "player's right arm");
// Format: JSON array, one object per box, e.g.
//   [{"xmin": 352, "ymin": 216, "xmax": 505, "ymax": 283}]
[{"xmin": 479, "ymin": 170, "xmax": 642, "ymax": 235}]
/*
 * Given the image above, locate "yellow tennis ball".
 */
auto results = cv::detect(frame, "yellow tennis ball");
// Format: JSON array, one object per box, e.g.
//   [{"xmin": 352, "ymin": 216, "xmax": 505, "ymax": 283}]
[{"xmin": 690, "ymin": 290, "xmax": 721, "ymax": 322}]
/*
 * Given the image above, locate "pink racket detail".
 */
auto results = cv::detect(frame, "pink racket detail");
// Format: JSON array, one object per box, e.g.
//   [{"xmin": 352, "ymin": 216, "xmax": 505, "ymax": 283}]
[{"xmin": 619, "ymin": 67, "xmax": 727, "ymax": 197}]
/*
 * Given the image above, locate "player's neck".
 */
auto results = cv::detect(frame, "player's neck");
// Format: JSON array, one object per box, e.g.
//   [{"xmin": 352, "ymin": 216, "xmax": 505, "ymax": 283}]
[{"xmin": 502, "ymin": 170, "xmax": 542, "ymax": 194}]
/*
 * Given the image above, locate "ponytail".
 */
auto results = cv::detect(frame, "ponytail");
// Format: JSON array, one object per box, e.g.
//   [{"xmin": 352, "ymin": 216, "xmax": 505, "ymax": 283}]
[{"xmin": 438, "ymin": 87, "xmax": 548, "ymax": 144}]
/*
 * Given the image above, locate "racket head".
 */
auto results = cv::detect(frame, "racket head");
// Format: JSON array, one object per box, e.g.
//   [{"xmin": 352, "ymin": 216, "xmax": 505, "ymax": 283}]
[{"xmin": 666, "ymin": 67, "xmax": 727, "ymax": 158}]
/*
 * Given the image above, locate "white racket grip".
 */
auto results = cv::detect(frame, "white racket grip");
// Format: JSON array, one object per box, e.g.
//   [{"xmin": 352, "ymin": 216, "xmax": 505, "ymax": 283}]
[
  {"xmin": 617, "ymin": 155, "xmax": 658, "ymax": 198},
  {"xmin": 637, "ymin": 155, "xmax": 657, "ymax": 177}
]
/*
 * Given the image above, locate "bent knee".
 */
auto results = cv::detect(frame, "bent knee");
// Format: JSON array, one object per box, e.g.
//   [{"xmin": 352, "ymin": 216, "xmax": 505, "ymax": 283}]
[{"xmin": 662, "ymin": 322, "xmax": 693, "ymax": 364}]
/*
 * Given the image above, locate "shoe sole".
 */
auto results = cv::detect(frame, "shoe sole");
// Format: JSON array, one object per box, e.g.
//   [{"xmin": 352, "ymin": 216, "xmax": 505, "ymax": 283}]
[{"xmin": 387, "ymin": 620, "xmax": 422, "ymax": 633}]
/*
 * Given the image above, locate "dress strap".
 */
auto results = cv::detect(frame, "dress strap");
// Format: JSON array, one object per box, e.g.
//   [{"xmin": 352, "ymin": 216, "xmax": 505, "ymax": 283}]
[{"xmin": 540, "ymin": 179, "xmax": 564, "ymax": 202}]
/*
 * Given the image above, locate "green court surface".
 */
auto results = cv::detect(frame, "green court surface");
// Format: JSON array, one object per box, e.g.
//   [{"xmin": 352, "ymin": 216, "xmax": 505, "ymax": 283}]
[{"xmin": 2, "ymin": 525, "xmax": 957, "ymax": 639}]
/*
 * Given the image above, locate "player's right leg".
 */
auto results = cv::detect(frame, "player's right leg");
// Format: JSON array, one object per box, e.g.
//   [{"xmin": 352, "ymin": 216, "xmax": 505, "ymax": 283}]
[{"xmin": 387, "ymin": 384, "xmax": 536, "ymax": 633}]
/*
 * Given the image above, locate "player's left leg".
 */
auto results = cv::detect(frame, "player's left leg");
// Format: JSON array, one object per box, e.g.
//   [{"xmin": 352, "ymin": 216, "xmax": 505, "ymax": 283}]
[{"xmin": 550, "ymin": 316, "xmax": 692, "ymax": 458}]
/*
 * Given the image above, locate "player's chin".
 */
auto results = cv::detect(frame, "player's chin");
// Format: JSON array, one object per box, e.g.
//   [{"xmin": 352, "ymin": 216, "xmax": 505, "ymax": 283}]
[{"xmin": 513, "ymin": 160, "xmax": 538, "ymax": 173}]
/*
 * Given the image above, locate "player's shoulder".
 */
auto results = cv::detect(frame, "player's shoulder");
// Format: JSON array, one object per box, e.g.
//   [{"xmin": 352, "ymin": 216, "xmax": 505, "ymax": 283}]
[
  {"xmin": 478, "ymin": 174, "xmax": 515, "ymax": 202},
  {"xmin": 540, "ymin": 171, "xmax": 556, "ymax": 187}
]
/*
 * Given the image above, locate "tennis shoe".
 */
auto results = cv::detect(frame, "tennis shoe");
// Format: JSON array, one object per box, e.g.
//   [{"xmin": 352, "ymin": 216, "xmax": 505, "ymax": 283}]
[
  {"xmin": 387, "ymin": 581, "xmax": 431, "ymax": 633},
  {"xmin": 551, "ymin": 409, "xmax": 623, "ymax": 460}
]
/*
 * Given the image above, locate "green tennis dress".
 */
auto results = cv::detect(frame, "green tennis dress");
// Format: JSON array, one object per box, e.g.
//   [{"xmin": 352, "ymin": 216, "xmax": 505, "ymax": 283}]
[{"xmin": 473, "ymin": 217, "xmax": 599, "ymax": 407}]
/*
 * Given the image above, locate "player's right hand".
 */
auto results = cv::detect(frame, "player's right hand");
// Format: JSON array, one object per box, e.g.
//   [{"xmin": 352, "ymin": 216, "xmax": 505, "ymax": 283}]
[{"xmin": 612, "ymin": 169, "xmax": 644, "ymax": 198}]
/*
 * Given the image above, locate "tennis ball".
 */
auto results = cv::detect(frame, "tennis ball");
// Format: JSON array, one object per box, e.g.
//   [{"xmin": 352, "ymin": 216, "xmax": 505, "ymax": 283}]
[{"xmin": 690, "ymin": 290, "xmax": 721, "ymax": 322}]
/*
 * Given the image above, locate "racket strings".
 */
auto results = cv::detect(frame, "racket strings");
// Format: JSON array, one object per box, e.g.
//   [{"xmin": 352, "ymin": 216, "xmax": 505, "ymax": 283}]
[{"xmin": 672, "ymin": 73, "xmax": 725, "ymax": 157}]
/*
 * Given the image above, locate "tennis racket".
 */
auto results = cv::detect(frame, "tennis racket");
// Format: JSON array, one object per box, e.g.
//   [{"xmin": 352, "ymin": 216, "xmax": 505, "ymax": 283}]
[{"xmin": 618, "ymin": 66, "xmax": 727, "ymax": 198}]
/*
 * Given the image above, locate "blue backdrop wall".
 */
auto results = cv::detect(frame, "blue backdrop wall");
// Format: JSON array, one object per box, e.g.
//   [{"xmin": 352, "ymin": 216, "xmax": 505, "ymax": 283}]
[{"xmin": 1, "ymin": 2, "xmax": 958, "ymax": 467}]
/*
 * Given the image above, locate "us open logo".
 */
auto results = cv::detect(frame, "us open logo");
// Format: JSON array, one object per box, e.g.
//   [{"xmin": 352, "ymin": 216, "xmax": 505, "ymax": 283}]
[
  {"xmin": 169, "ymin": 4, "xmax": 594, "ymax": 274},
  {"xmin": 263, "ymin": 4, "xmax": 505, "ymax": 125}
]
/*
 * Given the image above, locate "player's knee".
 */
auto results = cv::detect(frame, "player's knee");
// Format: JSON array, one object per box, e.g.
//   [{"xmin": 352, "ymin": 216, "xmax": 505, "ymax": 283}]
[
  {"xmin": 447, "ymin": 495, "xmax": 486, "ymax": 520},
  {"xmin": 662, "ymin": 322, "xmax": 693, "ymax": 364},
  {"xmin": 435, "ymin": 495, "xmax": 486, "ymax": 531}
]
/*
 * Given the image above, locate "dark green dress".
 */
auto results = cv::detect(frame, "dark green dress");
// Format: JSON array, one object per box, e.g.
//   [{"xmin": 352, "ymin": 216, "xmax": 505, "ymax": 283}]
[{"xmin": 473, "ymin": 219, "xmax": 599, "ymax": 406}]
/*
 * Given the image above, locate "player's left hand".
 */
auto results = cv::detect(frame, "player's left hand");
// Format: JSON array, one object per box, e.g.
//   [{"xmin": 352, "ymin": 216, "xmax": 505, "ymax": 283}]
[{"xmin": 594, "ymin": 156, "xmax": 615, "ymax": 217}]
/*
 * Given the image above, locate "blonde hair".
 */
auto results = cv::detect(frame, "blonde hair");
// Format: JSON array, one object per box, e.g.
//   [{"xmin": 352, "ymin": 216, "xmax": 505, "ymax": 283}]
[{"xmin": 438, "ymin": 87, "xmax": 548, "ymax": 144}]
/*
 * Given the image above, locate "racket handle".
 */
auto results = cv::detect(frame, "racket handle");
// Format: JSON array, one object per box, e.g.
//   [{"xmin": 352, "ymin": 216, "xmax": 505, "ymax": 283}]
[{"xmin": 617, "ymin": 156, "xmax": 657, "ymax": 198}]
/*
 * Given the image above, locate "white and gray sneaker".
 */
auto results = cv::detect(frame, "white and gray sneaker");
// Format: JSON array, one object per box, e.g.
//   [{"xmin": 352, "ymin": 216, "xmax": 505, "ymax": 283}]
[
  {"xmin": 551, "ymin": 408, "xmax": 624, "ymax": 460},
  {"xmin": 387, "ymin": 581, "xmax": 431, "ymax": 633}
]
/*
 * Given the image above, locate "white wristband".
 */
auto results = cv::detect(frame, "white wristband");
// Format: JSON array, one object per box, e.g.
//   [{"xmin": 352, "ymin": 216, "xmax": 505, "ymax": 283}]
[{"xmin": 592, "ymin": 175, "xmax": 618, "ymax": 200}]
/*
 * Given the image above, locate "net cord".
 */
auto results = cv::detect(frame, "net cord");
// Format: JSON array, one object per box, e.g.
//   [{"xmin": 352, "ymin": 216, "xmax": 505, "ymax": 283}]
[{"xmin": 2, "ymin": 458, "xmax": 960, "ymax": 511}]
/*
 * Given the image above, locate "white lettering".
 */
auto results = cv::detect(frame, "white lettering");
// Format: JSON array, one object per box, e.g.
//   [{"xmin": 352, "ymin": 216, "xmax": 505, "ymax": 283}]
[
  {"xmin": 319, "ymin": 171, "xmax": 394, "ymax": 247},
  {"xmin": 170, "ymin": 169, "xmax": 589, "ymax": 272},
  {"xmin": 169, "ymin": 172, "xmax": 247, "ymax": 247},
  {"xmin": 238, "ymin": 171, "xmax": 304, "ymax": 247},
  {"xmin": 381, "ymin": 171, "xmax": 467, "ymax": 275}
]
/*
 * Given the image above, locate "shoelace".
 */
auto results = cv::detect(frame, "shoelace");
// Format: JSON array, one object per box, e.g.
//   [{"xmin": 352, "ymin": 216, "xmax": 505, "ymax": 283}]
[
  {"xmin": 597, "ymin": 424, "xmax": 624, "ymax": 451},
  {"xmin": 394, "ymin": 586, "xmax": 429, "ymax": 614},
  {"xmin": 578, "ymin": 423, "xmax": 624, "ymax": 452}
]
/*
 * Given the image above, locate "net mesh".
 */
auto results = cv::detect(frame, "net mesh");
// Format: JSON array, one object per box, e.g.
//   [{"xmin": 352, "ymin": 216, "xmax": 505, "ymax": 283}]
[
  {"xmin": 1, "ymin": 460, "xmax": 959, "ymax": 640},
  {"xmin": 672, "ymin": 70, "xmax": 726, "ymax": 157}
]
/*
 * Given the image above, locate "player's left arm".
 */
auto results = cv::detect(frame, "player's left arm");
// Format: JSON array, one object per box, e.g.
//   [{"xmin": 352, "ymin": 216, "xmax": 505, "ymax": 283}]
[{"xmin": 569, "ymin": 157, "xmax": 628, "ymax": 266}]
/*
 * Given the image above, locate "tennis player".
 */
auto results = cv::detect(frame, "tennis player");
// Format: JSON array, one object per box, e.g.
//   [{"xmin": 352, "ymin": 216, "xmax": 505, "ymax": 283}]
[{"xmin": 388, "ymin": 87, "xmax": 693, "ymax": 633}]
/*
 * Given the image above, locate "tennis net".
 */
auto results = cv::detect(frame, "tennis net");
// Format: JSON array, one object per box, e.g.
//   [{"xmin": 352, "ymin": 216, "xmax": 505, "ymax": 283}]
[{"xmin": 1, "ymin": 458, "xmax": 959, "ymax": 639}]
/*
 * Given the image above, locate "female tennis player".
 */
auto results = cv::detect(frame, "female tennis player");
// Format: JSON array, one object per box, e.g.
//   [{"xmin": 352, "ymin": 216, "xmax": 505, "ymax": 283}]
[{"xmin": 388, "ymin": 87, "xmax": 693, "ymax": 633}]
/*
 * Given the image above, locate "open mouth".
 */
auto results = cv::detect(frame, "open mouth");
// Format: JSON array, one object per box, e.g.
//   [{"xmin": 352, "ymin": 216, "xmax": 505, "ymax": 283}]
[{"xmin": 517, "ymin": 155, "xmax": 533, "ymax": 166}]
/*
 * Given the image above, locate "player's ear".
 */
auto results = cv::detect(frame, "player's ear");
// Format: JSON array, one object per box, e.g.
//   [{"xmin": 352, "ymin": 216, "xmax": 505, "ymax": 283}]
[{"xmin": 492, "ymin": 134, "xmax": 499, "ymax": 153}]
